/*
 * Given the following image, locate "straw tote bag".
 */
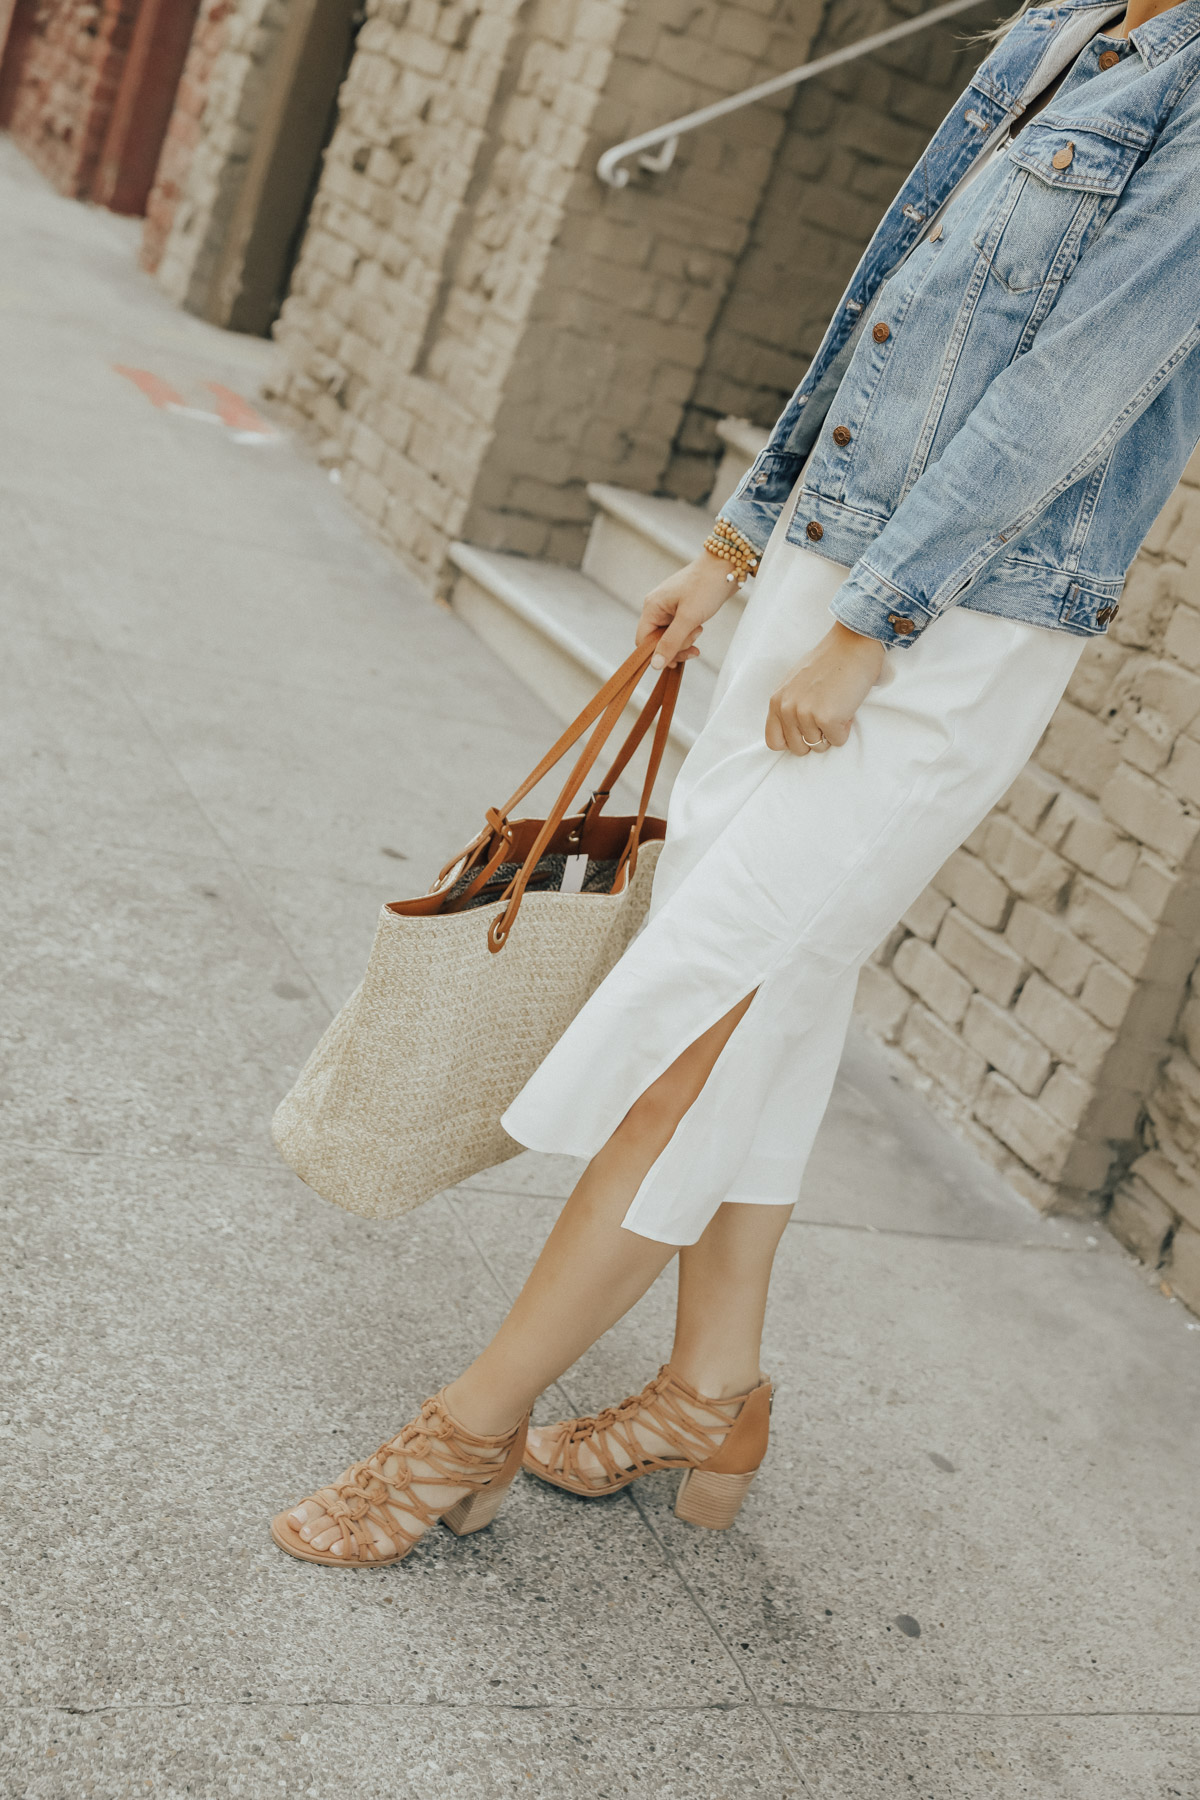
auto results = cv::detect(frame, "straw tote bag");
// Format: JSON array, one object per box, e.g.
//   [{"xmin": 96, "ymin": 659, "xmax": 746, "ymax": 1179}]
[{"xmin": 272, "ymin": 638, "xmax": 682, "ymax": 1220}]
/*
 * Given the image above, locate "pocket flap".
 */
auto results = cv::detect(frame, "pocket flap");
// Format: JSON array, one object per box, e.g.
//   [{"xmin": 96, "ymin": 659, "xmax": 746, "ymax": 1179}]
[{"xmin": 1008, "ymin": 122, "xmax": 1144, "ymax": 195}]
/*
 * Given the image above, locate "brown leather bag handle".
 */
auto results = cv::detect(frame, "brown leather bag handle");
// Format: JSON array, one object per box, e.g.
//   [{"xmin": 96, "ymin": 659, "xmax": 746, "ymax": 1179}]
[
  {"xmin": 429, "ymin": 636, "xmax": 663, "ymax": 898},
  {"xmin": 616, "ymin": 660, "xmax": 681, "ymax": 883},
  {"xmin": 495, "ymin": 637, "xmax": 664, "ymax": 823},
  {"xmin": 487, "ymin": 669, "xmax": 654, "ymax": 951},
  {"xmin": 443, "ymin": 660, "xmax": 680, "ymax": 922},
  {"xmin": 487, "ymin": 652, "xmax": 682, "ymax": 952},
  {"xmin": 567, "ymin": 660, "xmax": 681, "ymax": 848}
]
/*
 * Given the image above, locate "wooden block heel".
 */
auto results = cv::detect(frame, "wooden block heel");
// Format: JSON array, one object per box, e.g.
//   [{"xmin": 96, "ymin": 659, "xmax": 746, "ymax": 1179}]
[
  {"xmin": 442, "ymin": 1480, "xmax": 509, "ymax": 1536},
  {"xmin": 522, "ymin": 1365, "xmax": 772, "ymax": 1513},
  {"xmin": 674, "ymin": 1467, "xmax": 756, "ymax": 1530}
]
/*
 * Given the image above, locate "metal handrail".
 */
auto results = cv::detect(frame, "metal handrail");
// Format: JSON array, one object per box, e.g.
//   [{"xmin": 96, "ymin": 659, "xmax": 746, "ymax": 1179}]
[{"xmin": 597, "ymin": 0, "xmax": 995, "ymax": 188}]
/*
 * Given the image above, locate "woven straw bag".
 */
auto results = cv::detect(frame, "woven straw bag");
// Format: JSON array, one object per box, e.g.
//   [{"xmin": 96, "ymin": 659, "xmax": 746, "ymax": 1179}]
[{"xmin": 272, "ymin": 639, "xmax": 682, "ymax": 1219}]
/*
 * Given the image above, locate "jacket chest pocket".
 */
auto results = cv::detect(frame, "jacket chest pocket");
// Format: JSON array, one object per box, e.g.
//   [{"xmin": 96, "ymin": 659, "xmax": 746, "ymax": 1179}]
[{"xmin": 975, "ymin": 121, "xmax": 1145, "ymax": 294}]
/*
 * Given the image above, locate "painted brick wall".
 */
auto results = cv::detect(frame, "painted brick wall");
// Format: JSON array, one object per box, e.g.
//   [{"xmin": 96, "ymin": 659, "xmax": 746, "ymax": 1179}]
[
  {"xmin": 1108, "ymin": 949, "xmax": 1200, "ymax": 1317},
  {"xmin": 268, "ymin": 0, "xmax": 831, "ymax": 584},
  {"xmin": 665, "ymin": 0, "xmax": 1009, "ymax": 499},
  {"xmin": 3, "ymin": 0, "xmax": 140, "ymax": 198},
  {"xmin": 457, "ymin": 0, "xmax": 829, "ymax": 567},
  {"xmin": 141, "ymin": 0, "xmax": 231, "ymax": 275},
  {"xmin": 149, "ymin": 0, "xmax": 290, "ymax": 312},
  {"xmin": 856, "ymin": 449, "xmax": 1200, "ymax": 1233}
]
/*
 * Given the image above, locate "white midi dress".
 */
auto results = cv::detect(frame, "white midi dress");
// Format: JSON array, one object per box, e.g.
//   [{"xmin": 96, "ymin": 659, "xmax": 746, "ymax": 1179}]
[{"xmin": 501, "ymin": 500, "xmax": 1084, "ymax": 1246}]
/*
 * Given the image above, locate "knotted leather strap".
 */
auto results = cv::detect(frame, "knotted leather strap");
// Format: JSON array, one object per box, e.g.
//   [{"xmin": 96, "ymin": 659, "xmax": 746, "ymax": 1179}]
[
  {"xmin": 429, "ymin": 633, "xmax": 682, "ymax": 952},
  {"xmin": 487, "ymin": 646, "xmax": 681, "ymax": 950}
]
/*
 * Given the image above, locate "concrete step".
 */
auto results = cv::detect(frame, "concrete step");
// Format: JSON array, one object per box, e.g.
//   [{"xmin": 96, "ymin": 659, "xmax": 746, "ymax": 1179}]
[
  {"xmin": 709, "ymin": 415, "xmax": 770, "ymax": 515},
  {"xmin": 583, "ymin": 482, "xmax": 710, "ymax": 609},
  {"xmin": 582, "ymin": 481, "xmax": 745, "ymax": 672},
  {"xmin": 446, "ymin": 542, "xmax": 716, "ymax": 800}
]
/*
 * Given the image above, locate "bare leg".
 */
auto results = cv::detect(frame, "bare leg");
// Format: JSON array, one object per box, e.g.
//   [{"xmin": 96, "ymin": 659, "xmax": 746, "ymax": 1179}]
[
  {"xmin": 287, "ymin": 992, "xmax": 763, "ymax": 1555},
  {"xmin": 443, "ymin": 993, "xmax": 756, "ymax": 1436},
  {"xmin": 524, "ymin": 1196, "xmax": 792, "ymax": 1483},
  {"xmin": 669, "ymin": 1201, "xmax": 794, "ymax": 1397}
]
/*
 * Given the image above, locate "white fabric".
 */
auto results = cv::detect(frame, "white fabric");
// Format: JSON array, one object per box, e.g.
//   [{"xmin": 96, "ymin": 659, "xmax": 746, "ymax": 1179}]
[{"xmin": 501, "ymin": 508, "xmax": 1083, "ymax": 1246}]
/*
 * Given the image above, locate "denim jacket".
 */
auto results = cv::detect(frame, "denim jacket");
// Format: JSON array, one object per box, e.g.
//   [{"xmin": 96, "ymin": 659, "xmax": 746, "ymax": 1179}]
[{"xmin": 720, "ymin": 0, "xmax": 1200, "ymax": 647}]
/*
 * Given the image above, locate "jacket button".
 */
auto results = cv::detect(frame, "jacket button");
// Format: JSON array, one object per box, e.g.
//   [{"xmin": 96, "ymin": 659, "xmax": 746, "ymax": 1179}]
[
  {"xmin": 872, "ymin": 321, "xmax": 891, "ymax": 343},
  {"xmin": 1098, "ymin": 47, "xmax": 1119, "ymax": 68},
  {"xmin": 806, "ymin": 520, "xmax": 824, "ymax": 541},
  {"xmin": 1051, "ymin": 142, "xmax": 1075, "ymax": 169},
  {"xmin": 1097, "ymin": 604, "xmax": 1118, "ymax": 625},
  {"xmin": 928, "ymin": 221, "xmax": 943, "ymax": 242},
  {"xmin": 832, "ymin": 426, "xmax": 852, "ymax": 446},
  {"xmin": 887, "ymin": 612, "xmax": 915, "ymax": 636}
]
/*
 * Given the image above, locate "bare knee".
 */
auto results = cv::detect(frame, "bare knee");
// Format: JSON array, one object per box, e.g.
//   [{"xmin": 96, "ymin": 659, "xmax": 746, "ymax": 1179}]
[
  {"xmin": 618, "ymin": 994, "xmax": 755, "ymax": 1152},
  {"xmin": 620, "ymin": 1068, "xmax": 701, "ymax": 1152}
]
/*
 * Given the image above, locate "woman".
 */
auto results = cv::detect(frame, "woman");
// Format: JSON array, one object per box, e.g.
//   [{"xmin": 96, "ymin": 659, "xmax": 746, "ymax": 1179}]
[{"xmin": 272, "ymin": 0, "xmax": 1200, "ymax": 1563}]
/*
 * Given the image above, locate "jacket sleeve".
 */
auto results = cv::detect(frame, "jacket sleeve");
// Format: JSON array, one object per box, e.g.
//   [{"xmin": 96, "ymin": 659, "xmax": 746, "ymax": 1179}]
[
  {"xmin": 716, "ymin": 328, "xmax": 862, "ymax": 554},
  {"xmin": 829, "ymin": 82, "xmax": 1200, "ymax": 648}
]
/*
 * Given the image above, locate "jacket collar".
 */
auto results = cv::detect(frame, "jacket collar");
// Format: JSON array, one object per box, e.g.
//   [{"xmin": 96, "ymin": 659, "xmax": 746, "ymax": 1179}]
[
  {"xmin": 1022, "ymin": 0, "xmax": 1200, "ymax": 65},
  {"xmin": 975, "ymin": 1, "xmax": 1123, "ymax": 111},
  {"xmin": 983, "ymin": 0, "xmax": 1200, "ymax": 105},
  {"xmin": 1127, "ymin": 0, "xmax": 1200, "ymax": 65}
]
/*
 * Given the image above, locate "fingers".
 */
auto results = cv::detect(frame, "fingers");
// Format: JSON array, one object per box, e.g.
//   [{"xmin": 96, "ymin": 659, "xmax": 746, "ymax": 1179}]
[
  {"xmin": 635, "ymin": 594, "xmax": 674, "ymax": 646},
  {"xmin": 651, "ymin": 618, "xmax": 702, "ymax": 669},
  {"xmin": 765, "ymin": 695, "xmax": 789, "ymax": 753},
  {"xmin": 767, "ymin": 696, "xmax": 813, "ymax": 755},
  {"xmin": 766, "ymin": 696, "xmax": 847, "ymax": 756},
  {"xmin": 637, "ymin": 596, "xmax": 702, "ymax": 665}
]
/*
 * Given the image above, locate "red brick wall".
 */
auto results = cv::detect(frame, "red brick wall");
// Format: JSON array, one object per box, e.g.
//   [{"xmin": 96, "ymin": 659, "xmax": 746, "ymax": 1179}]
[
  {"xmin": 140, "ymin": 0, "xmax": 228, "ymax": 273},
  {"xmin": 2, "ymin": 0, "xmax": 143, "ymax": 198}
]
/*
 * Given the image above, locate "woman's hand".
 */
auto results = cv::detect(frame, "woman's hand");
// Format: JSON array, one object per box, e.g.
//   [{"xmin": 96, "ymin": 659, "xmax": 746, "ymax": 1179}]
[
  {"xmin": 767, "ymin": 622, "xmax": 885, "ymax": 756},
  {"xmin": 637, "ymin": 552, "xmax": 741, "ymax": 669}
]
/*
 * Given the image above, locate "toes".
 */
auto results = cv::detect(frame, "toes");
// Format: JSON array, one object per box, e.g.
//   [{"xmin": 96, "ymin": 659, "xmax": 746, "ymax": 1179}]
[
  {"xmin": 366, "ymin": 1519, "xmax": 398, "ymax": 1558},
  {"xmin": 525, "ymin": 1426, "xmax": 555, "ymax": 1468},
  {"xmin": 576, "ymin": 1441, "xmax": 609, "ymax": 1484}
]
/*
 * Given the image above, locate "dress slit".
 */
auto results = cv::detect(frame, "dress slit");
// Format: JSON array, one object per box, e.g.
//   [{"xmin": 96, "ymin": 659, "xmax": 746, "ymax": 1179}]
[{"xmin": 500, "ymin": 517, "xmax": 1085, "ymax": 1247}]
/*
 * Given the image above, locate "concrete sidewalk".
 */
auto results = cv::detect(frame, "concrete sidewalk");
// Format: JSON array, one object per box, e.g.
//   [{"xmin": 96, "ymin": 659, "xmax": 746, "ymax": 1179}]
[{"xmin": 2, "ymin": 139, "xmax": 1198, "ymax": 1800}]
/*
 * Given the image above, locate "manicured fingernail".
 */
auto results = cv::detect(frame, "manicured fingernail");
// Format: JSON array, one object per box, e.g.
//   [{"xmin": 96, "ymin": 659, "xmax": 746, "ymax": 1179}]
[{"xmin": 650, "ymin": 654, "xmax": 665, "ymax": 669}]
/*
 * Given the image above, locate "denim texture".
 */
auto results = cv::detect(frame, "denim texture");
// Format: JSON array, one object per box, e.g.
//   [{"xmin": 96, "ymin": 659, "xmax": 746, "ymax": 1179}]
[{"xmin": 719, "ymin": 0, "xmax": 1200, "ymax": 647}]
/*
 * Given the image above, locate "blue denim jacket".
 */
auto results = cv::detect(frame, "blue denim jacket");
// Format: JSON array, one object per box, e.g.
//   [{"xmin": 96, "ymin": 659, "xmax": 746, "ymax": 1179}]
[{"xmin": 720, "ymin": 0, "xmax": 1200, "ymax": 647}]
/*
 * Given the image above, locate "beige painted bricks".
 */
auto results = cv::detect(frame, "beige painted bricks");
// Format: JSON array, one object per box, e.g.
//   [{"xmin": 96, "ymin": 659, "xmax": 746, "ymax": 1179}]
[
  {"xmin": 122, "ymin": 0, "xmax": 1200, "ymax": 1310},
  {"xmin": 857, "ymin": 447, "xmax": 1200, "ymax": 1311},
  {"xmin": 265, "ymin": 0, "xmax": 839, "ymax": 585},
  {"xmin": 146, "ymin": 0, "xmax": 292, "ymax": 312}
]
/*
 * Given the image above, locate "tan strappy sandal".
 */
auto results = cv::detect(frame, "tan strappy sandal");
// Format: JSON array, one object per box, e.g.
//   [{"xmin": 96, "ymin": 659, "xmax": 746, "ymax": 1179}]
[
  {"xmin": 270, "ymin": 1391, "xmax": 528, "ymax": 1567},
  {"xmin": 523, "ymin": 1365, "xmax": 771, "ymax": 1530}
]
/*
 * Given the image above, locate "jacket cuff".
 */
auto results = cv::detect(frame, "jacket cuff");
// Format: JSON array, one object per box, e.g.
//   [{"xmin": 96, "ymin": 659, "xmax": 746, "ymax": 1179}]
[
  {"xmin": 714, "ymin": 497, "xmax": 776, "ymax": 559},
  {"xmin": 829, "ymin": 566, "xmax": 933, "ymax": 649},
  {"xmin": 716, "ymin": 448, "xmax": 806, "ymax": 556}
]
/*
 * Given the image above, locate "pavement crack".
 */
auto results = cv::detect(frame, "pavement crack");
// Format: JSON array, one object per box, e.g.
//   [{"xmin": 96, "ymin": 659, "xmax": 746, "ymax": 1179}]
[
  {"xmin": 776, "ymin": 1703, "xmax": 1200, "ymax": 1719},
  {"xmin": 446, "ymin": 1194, "xmax": 817, "ymax": 1797},
  {"xmin": 33, "ymin": 1699, "xmax": 756, "ymax": 1717},
  {"xmin": 784, "ymin": 1215, "xmax": 1102, "ymax": 1251},
  {"xmin": 34, "ymin": 1699, "xmax": 1197, "ymax": 1721}
]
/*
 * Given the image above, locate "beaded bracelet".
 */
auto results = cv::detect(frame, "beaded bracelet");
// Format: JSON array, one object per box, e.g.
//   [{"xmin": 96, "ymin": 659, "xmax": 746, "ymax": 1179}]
[{"xmin": 703, "ymin": 517, "xmax": 761, "ymax": 585}]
